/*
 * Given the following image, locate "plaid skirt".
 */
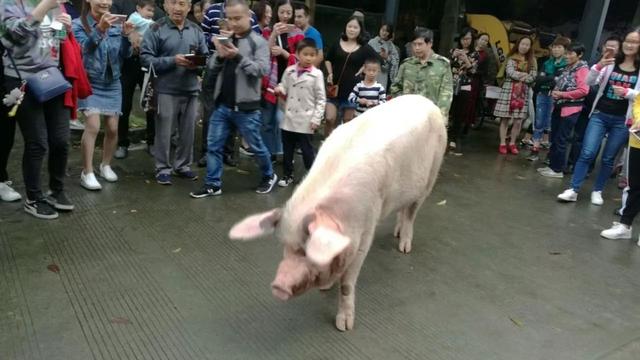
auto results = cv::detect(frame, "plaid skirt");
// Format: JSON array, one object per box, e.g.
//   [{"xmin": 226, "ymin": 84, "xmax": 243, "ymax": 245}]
[{"xmin": 493, "ymin": 78, "xmax": 530, "ymax": 119}]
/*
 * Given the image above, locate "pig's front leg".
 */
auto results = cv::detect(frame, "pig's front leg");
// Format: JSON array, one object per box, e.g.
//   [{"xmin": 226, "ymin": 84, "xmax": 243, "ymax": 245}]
[
  {"xmin": 335, "ymin": 229, "xmax": 375, "ymax": 331},
  {"xmin": 394, "ymin": 200, "xmax": 423, "ymax": 254}
]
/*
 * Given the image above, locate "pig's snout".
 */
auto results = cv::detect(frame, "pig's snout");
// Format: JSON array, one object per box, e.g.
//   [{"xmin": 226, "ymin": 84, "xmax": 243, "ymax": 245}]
[
  {"xmin": 271, "ymin": 283, "xmax": 292, "ymax": 301},
  {"xmin": 271, "ymin": 257, "xmax": 313, "ymax": 301}
]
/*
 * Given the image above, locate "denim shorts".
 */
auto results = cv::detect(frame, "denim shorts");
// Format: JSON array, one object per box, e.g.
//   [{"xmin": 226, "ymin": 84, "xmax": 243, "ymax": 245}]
[{"xmin": 327, "ymin": 98, "xmax": 357, "ymax": 110}]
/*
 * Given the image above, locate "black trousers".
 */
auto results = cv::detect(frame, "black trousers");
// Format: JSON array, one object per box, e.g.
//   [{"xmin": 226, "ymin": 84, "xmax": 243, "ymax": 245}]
[
  {"xmin": 0, "ymin": 94, "xmax": 17, "ymax": 182},
  {"xmin": 621, "ymin": 147, "xmax": 640, "ymax": 226},
  {"xmin": 281, "ymin": 129, "xmax": 315, "ymax": 177},
  {"xmin": 119, "ymin": 56, "xmax": 155, "ymax": 146},
  {"xmin": 448, "ymin": 90, "xmax": 472, "ymax": 146},
  {"xmin": 5, "ymin": 76, "xmax": 70, "ymax": 200}
]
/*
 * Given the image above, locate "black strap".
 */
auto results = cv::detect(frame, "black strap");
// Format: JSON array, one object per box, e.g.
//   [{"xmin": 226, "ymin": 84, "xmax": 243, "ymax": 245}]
[
  {"xmin": 4, "ymin": 48, "xmax": 23, "ymax": 82},
  {"xmin": 336, "ymin": 51, "xmax": 352, "ymax": 85},
  {"xmin": 4, "ymin": 0, "xmax": 25, "ymax": 82}
]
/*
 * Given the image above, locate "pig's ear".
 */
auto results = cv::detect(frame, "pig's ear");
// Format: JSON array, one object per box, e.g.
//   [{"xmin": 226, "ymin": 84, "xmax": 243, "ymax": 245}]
[
  {"xmin": 229, "ymin": 208, "xmax": 282, "ymax": 241},
  {"xmin": 306, "ymin": 227, "xmax": 350, "ymax": 267}
]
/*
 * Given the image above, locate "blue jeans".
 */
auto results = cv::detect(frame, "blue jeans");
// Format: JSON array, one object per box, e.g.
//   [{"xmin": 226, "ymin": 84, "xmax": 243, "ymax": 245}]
[
  {"xmin": 205, "ymin": 105, "xmax": 273, "ymax": 187},
  {"xmin": 570, "ymin": 111, "xmax": 629, "ymax": 192},
  {"xmin": 548, "ymin": 109, "xmax": 579, "ymax": 172},
  {"xmin": 261, "ymin": 101, "xmax": 283, "ymax": 155},
  {"xmin": 533, "ymin": 93, "xmax": 553, "ymax": 142}
]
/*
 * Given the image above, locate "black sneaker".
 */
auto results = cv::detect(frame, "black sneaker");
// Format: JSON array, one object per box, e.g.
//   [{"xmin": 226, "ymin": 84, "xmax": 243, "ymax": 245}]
[
  {"xmin": 256, "ymin": 174, "xmax": 278, "ymax": 194},
  {"xmin": 45, "ymin": 190, "xmax": 75, "ymax": 211},
  {"xmin": 173, "ymin": 169, "xmax": 198, "ymax": 181},
  {"xmin": 197, "ymin": 155, "xmax": 207, "ymax": 168},
  {"xmin": 278, "ymin": 175, "xmax": 294, "ymax": 187},
  {"xmin": 24, "ymin": 198, "xmax": 59, "ymax": 220},
  {"xmin": 239, "ymin": 145, "xmax": 255, "ymax": 157},
  {"xmin": 190, "ymin": 185, "xmax": 222, "ymax": 198},
  {"xmin": 223, "ymin": 154, "xmax": 238, "ymax": 167}
]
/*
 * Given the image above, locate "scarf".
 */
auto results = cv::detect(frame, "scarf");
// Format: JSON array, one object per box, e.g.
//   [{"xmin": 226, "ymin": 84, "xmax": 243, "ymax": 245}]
[
  {"xmin": 509, "ymin": 54, "xmax": 531, "ymax": 112},
  {"xmin": 555, "ymin": 60, "xmax": 588, "ymax": 107}
]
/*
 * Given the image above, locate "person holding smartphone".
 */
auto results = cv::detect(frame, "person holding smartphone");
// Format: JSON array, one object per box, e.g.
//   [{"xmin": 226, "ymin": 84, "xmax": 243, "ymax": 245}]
[
  {"xmin": 557, "ymin": 28, "xmax": 640, "ymax": 205},
  {"xmin": 601, "ymin": 92, "xmax": 640, "ymax": 241},
  {"xmin": 260, "ymin": 0, "xmax": 305, "ymax": 161},
  {"xmin": 2, "ymin": 0, "xmax": 79, "ymax": 218},
  {"xmin": 140, "ymin": 0, "xmax": 208, "ymax": 185},
  {"xmin": 73, "ymin": 0, "xmax": 134, "ymax": 191}
]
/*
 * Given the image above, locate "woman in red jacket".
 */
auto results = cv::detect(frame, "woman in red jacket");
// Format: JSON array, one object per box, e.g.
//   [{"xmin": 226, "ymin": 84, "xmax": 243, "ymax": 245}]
[{"xmin": 260, "ymin": 0, "xmax": 304, "ymax": 161}]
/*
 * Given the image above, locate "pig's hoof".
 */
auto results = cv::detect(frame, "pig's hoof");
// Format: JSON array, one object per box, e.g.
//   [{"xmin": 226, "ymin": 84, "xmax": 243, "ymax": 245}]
[
  {"xmin": 335, "ymin": 311, "xmax": 355, "ymax": 331},
  {"xmin": 398, "ymin": 239, "xmax": 412, "ymax": 254},
  {"xmin": 319, "ymin": 282, "xmax": 335, "ymax": 291},
  {"xmin": 393, "ymin": 224, "xmax": 401, "ymax": 238}
]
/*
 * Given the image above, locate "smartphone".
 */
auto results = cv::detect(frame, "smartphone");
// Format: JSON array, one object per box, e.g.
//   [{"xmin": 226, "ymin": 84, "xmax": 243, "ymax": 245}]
[
  {"xmin": 184, "ymin": 54, "xmax": 206, "ymax": 66},
  {"xmin": 604, "ymin": 46, "xmax": 616, "ymax": 59},
  {"xmin": 217, "ymin": 36, "xmax": 231, "ymax": 45},
  {"xmin": 286, "ymin": 24, "xmax": 297, "ymax": 32},
  {"xmin": 111, "ymin": 14, "xmax": 128, "ymax": 24}
]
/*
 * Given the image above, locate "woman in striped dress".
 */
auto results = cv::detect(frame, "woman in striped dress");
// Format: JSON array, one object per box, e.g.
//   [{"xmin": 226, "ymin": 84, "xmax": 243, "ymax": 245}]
[{"xmin": 494, "ymin": 36, "xmax": 537, "ymax": 155}]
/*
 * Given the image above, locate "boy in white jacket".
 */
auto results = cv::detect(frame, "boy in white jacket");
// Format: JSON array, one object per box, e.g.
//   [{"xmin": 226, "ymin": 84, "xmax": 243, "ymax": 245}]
[{"xmin": 274, "ymin": 39, "xmax": 326, "ymax": 187}]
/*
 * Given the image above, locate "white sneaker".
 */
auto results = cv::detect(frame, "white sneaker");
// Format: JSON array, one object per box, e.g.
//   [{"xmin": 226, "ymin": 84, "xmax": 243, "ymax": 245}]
[
  {"xmin": 0, "ymin": 181, "xmax": 22, "ymax": 202},
  {"xmin": 600, "ymin": 222, "xmax": 632, "ymax": 240},
  {"xmin": 69, "ymin": 119, "xmax": 85, "ymax": 130},
  {"xmin": 537, "ymin": 166, "xmax": 552, "ymax": 173},
  {"xmin": 539, "ymin": 169, "xmax": 564, "ymax": 178},
  {"xmin": 591, "ymin": 191, "xmax": 604, "ymax": 206},
  {"xmin": 557, "ymin": 189, "xmax": 578, "ymax": 202},
  {"xmin": 99, "ymin": 163, "xmax": 118, "ymax": 182},
  {"xmin": 80, "ymin": 171, "xmax": 102, "ymax": 191}
]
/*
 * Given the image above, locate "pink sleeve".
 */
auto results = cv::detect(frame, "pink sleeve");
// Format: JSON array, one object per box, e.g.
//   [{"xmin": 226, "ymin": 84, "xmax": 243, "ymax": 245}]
[{"xmin": 561, "ymin": 67, "xmax": 590, "ymax": 100}]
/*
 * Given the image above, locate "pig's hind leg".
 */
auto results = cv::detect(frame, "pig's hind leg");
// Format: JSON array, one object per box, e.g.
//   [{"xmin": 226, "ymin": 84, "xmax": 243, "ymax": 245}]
[{"xmin": 394, "ymin": 199, "xmax": 424, "ymax": 254}]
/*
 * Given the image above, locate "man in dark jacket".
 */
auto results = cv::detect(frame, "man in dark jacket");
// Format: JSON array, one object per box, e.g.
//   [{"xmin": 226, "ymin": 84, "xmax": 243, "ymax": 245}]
[
  {"xmin": 190, "ymin": 0, "xmax": 275, "ymax": 198},
  {"xmin": 141, "ymin": 0, "xmax": 208, "ymax": 185}
]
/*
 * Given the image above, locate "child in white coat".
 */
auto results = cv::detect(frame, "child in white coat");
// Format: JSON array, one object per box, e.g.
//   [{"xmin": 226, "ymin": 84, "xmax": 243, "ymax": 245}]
[{"xmin": 274, "ymin": 39, "xmax": 326, "ymax": 187}]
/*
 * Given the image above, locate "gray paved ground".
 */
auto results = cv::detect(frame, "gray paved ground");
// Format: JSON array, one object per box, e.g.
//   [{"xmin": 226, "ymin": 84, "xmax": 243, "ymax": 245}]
[{"xmin": 1, "ymin": 126, "xmax": 640, "ymax": 360}]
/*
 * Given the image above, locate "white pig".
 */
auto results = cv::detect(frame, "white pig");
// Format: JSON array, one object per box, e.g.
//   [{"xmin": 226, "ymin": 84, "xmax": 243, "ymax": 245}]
[{"xmin": 229, "ymin": 95, "xmax": 447, "ymax": 331}]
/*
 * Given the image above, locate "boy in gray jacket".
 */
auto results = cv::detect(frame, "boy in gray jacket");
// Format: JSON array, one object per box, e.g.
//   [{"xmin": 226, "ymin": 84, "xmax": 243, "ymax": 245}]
[{"xmin": 190, "ymin": 0, "xmax": 275, "ymax": 198}]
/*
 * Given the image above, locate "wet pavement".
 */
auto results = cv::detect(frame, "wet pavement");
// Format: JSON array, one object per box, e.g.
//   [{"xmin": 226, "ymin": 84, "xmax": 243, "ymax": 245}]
[{"xmin": 1, "ymin": 125, "xmax": 640, "ymax": 360}]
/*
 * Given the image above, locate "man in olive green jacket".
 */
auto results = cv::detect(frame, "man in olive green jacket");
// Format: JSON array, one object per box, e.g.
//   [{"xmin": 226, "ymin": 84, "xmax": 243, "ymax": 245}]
[{"xmin": 390, "ymin": 28, "xmax": 453, "ymax": 120}]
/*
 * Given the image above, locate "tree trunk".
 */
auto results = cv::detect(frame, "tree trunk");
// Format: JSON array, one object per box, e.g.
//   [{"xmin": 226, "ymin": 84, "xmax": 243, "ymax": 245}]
[{"xmin": 439, "ymin": 0, "xmax": 460, "ymax": 55}]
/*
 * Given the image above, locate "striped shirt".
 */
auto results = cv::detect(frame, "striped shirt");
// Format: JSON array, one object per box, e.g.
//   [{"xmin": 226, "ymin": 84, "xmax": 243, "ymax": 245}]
[
  {"xmin": 348, "ymin": 81, "xmax": 387, "ymax": 115},
  {"xmin": 201, "ymin": 2, "xmax": 260, "ymax": 52}
]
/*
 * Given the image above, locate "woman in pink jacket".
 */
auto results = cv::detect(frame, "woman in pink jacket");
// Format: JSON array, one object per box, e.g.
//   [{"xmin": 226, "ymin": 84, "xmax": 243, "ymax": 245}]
[{"xmin": 538, "ymin": 42, "xmax": 590, "ymax": 178}]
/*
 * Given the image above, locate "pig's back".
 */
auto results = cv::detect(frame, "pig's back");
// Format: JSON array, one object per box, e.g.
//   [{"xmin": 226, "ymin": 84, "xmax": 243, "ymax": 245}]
[{"xmin": 294, "ymin": 95, "xmax": 446, "ymax": 209}]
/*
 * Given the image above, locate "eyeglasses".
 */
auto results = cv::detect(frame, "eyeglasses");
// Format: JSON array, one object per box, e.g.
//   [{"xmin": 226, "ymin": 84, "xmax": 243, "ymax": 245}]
[{"xmin": 623, "ymin": 40, "xmax": 640, "ymax": 45}]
